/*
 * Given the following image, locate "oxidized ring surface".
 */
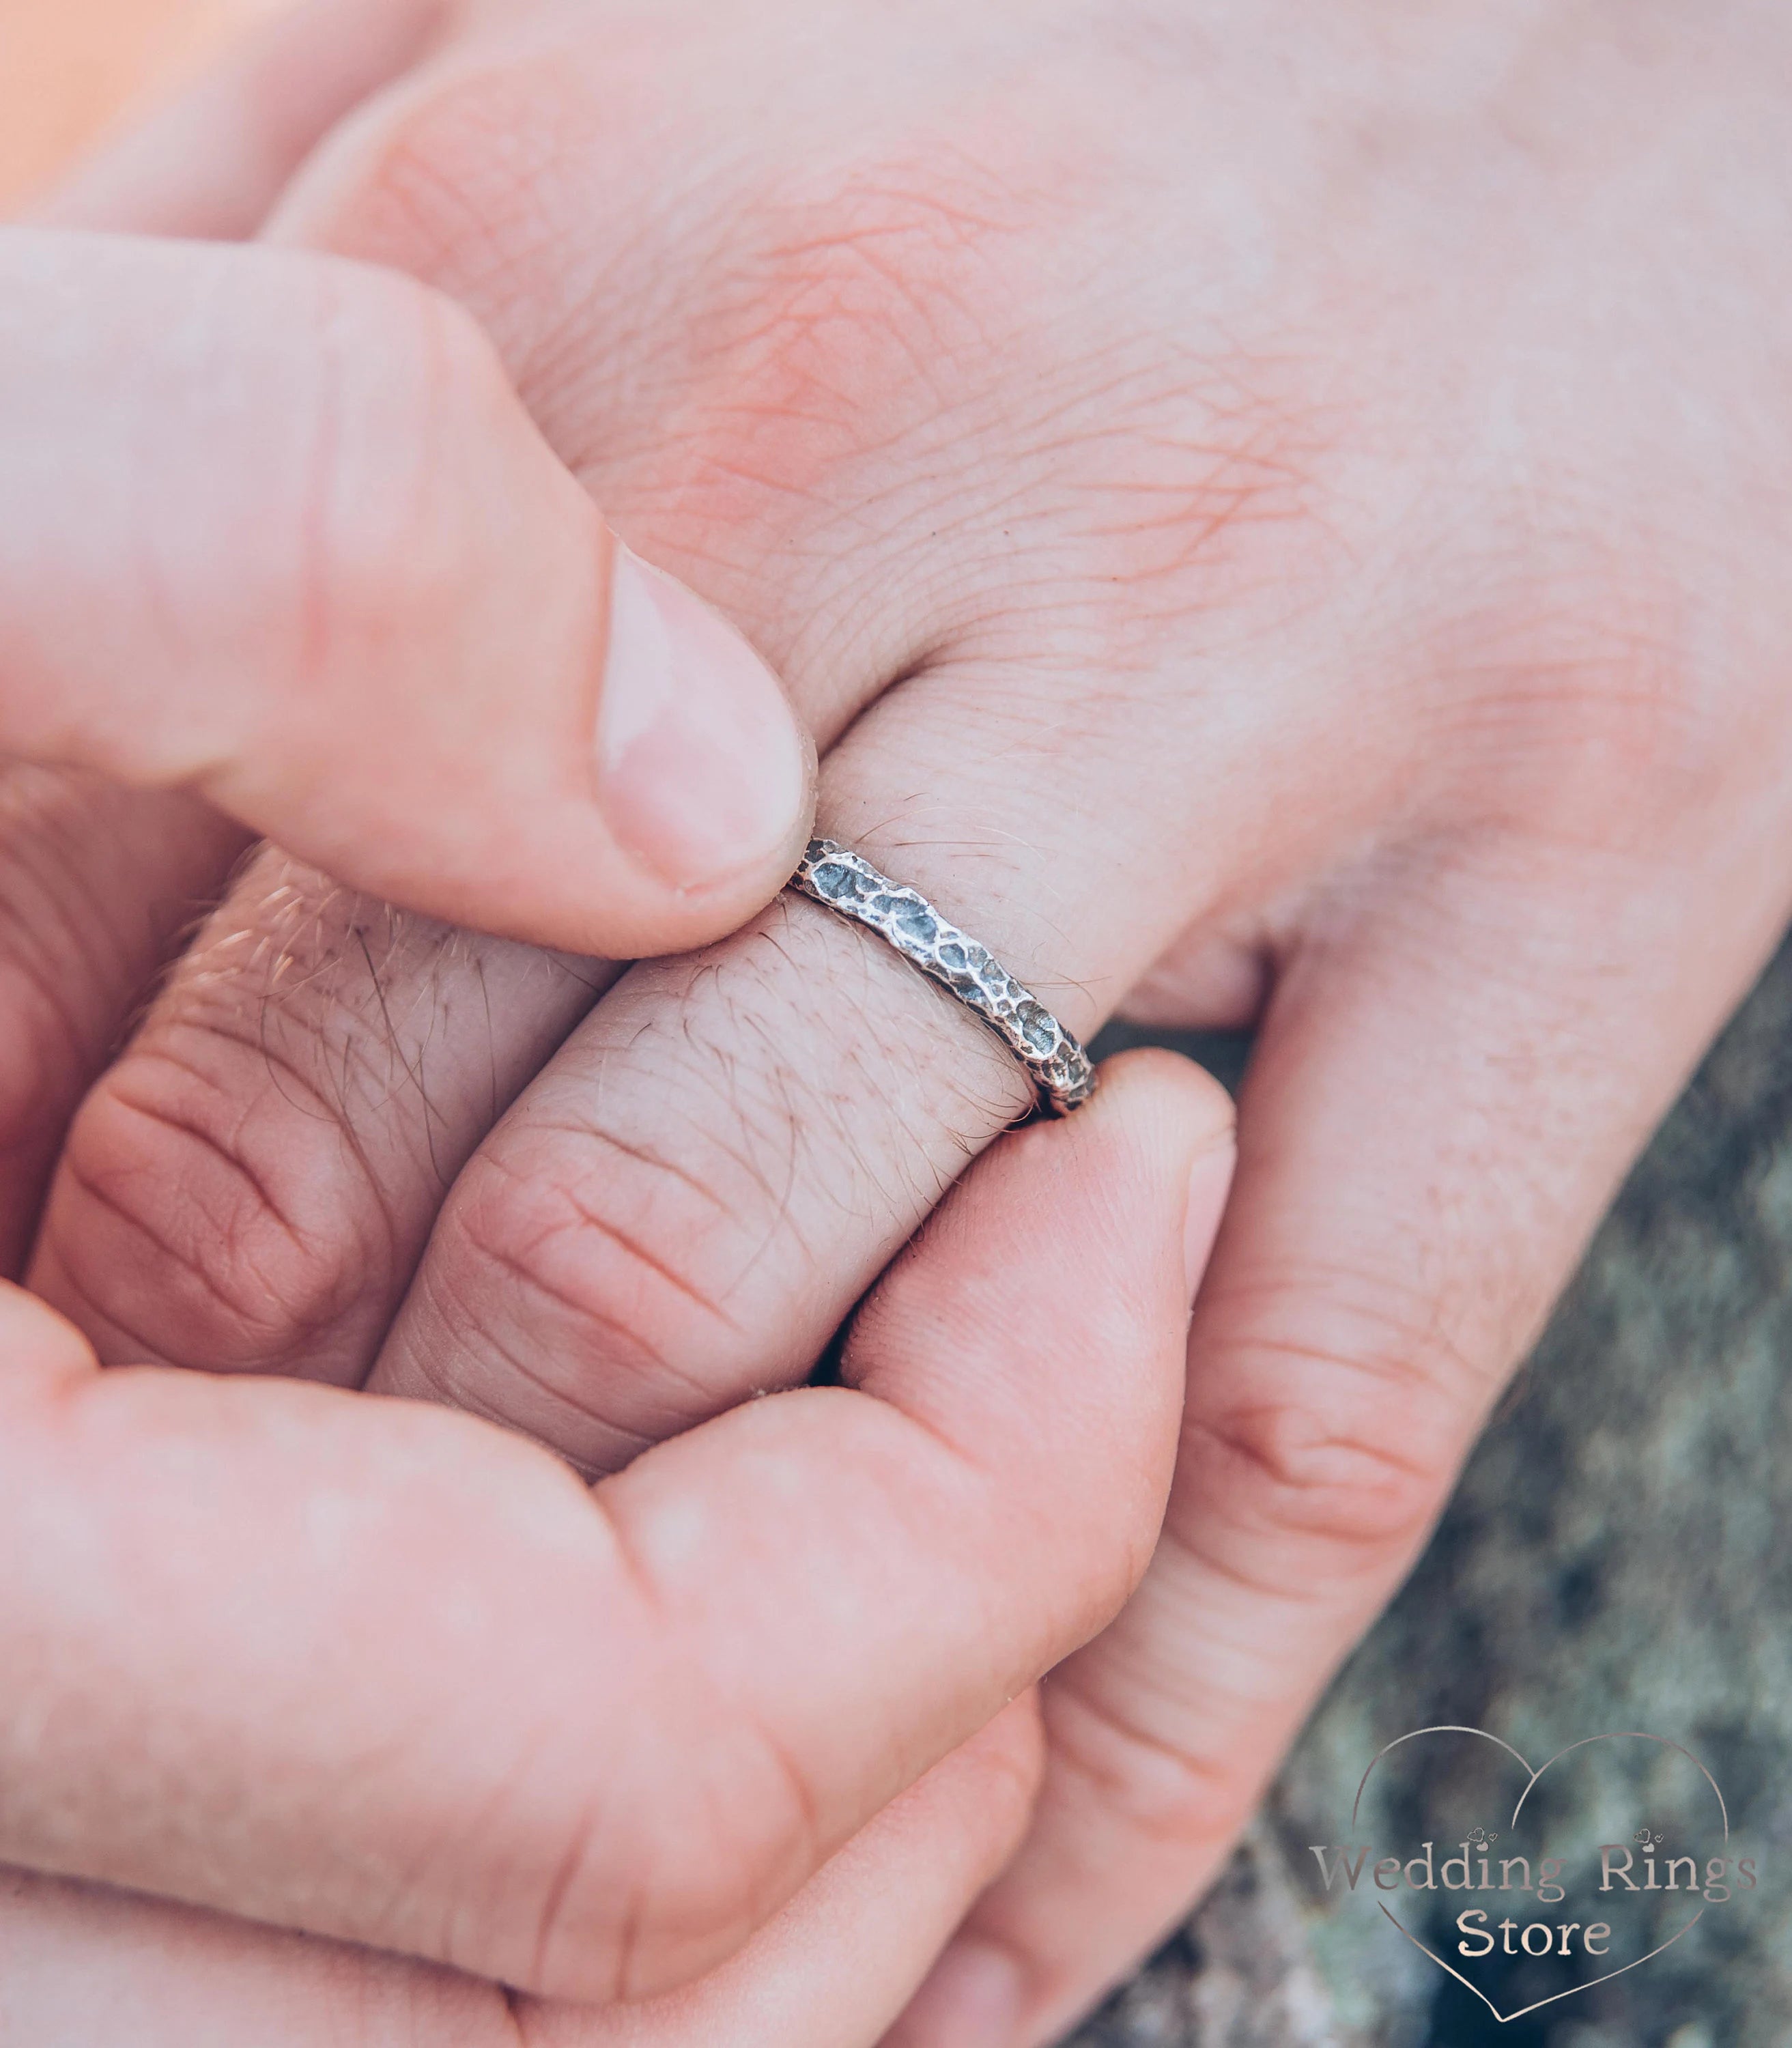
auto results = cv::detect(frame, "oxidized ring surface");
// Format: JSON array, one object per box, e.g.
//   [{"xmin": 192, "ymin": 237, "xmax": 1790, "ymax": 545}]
[{"xmin": 787, "ymin": 838, "xmax": 1097, "ymax": 1116}]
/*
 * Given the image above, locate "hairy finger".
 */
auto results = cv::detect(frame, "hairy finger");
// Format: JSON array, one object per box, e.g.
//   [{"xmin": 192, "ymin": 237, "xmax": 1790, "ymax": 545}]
[
  {"xmin": 29, "ymin": 845, "xmax": 614, "ymax": 1380},
  {"xmin": 1, "ymin": 1053, "xmax": 1227, "ymax": 2003},
  {"xmin": 0, "ymin": 768, "xmax": 243, "ymax": 1276}
]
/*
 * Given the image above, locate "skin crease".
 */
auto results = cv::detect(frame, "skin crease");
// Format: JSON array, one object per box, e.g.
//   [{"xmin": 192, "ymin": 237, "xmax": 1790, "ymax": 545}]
[
  {"xmin": 0, "ymin": 1053, "xmax": 1234, "ymax": 2036},
  {"xmin": 0, "ymin": 1701, "xmax": 1047, "ymax": 2048},
  {"xmin": 10, "ymin": 0, "xmax": 1792, "ymax": 2040}
]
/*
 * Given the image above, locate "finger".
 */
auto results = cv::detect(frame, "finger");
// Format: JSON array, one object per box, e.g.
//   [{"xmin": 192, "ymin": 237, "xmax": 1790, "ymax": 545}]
[
  {"xmin": 30, "ymin": 844, "xmax": 618, "ymax": 1380},
  {"xmin": 0, "ymin": 0, "xmax": 410, "ymax": 1277},
  {"xmin": 357, "ymin": 646, "xmax": 1328, "ymax": 1471},
  {"xmin": 524, "ymin": 1703, "xmax": 1046, "ymax": 2048},
  {"xmin": 21, "ymin": 0, "xmax": 445, "ymax": 240},
  {"xmin": 0, "ymin": 767, "xmax": 245, "ymax": 1277},
  {"xmin": 889, "ymin": 833, "xmax": 1783, "ymax": 2047},
  {"xmin": 0, "ymin": 1867, "xmax": 498, "ymax": 2048},
  {"xmin": 0, "ymin": 1706, "xmax": 1040, "ymax": 2048},
  {"xmin": 33, "ymin": 621, "xmax": 1325, "ymax": 1424},
  {"xmin": 29, "ymin": 46, "xmax": 1375, "ymax": 1437},
  {"xmin": 0, "ymin": 230, "xmax": 814, "ymax": 962},
  {"xmin": 1, "ymin": 1053, "xmax": 1227, "ymax": 2001}
]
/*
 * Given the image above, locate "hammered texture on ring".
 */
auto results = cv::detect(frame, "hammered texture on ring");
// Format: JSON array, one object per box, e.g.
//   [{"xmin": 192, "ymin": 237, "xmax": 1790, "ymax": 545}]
[{"xmin": 787, "ymin": 839, "xmax": 1098, "ymax": 1115}]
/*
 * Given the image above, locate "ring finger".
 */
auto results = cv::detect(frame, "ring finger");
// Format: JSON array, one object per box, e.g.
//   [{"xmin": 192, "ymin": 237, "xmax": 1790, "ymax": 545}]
[{"xmin": 36, "ymin": 579, "xmax": 1366, "ymax": 1466}]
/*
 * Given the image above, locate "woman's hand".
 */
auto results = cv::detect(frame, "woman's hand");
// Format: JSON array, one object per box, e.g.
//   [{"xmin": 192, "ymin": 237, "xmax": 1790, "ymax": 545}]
[{"xmin": 25, "ymin": 0, "xmax": 1792, "ymax": 2038}]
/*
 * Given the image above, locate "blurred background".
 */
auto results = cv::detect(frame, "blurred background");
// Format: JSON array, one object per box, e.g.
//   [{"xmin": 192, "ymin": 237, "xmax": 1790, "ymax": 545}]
[
  {"xmin": 1100, "ymin": 960, "xmax": 1792, "ymax": 2048},
  {"xmin": 5, "ymin": 3, "xmax": 1788, "ymax": 2042},
  {"xmin": 0, "ymin": 0, "xmax": 272, "ymax": 209}
]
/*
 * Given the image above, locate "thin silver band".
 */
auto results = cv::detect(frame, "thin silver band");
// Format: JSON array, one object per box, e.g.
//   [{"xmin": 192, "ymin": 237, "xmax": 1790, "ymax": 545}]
[{"xmin": 786, "ymin": 838, "xmax": 1098, "ymax": 1116}]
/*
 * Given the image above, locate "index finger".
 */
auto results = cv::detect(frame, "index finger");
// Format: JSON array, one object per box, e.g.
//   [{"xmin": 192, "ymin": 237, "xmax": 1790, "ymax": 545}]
[{"xmin": 0, "ymin": 1051, "xmax": 1232, "ymax": 2005}]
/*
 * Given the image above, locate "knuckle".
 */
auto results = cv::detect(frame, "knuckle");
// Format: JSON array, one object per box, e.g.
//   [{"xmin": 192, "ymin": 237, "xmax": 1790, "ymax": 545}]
[
  {"xmin": 418, "ymin": 1123, "xmax": 750, "ymax": 1464},
  {"xmin": 1184, "ymin": 1284, "xmax": 1483, "ymax": 1564},
  {"xmin": 1047, "ymin": 1671, "xmax": 1249, "ymax": 1855},
  {"xmin": 1191, "ymin": 1394, "xmax": 1449, "ymax": 1559},
  {"xmin": 518, "ymin": 1681, "xmax": 822, "ymax": 2002},
  {"xmin": 393, "ymin": 906, "xmax": 1024, "ymax": 1473},
  {"xmin": 0, "ymin": 771, "xmax": 244, "ymax": 1270},
  {"xmin": 40, "ymin": 1030, "xmax": 384, "ymax": 1374}
]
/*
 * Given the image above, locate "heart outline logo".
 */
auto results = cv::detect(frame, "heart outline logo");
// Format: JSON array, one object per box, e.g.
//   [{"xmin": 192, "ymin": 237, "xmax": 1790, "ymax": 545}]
[{"xmin": 1350, "ymin": 1726, "xmax": 1730, "ymax": 2025}]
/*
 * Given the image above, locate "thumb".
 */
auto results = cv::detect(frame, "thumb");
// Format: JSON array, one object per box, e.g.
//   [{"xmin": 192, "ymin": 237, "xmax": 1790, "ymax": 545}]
[{"xmin": 0, "ymin": 229, "xmax": 815, "ymax": 958}]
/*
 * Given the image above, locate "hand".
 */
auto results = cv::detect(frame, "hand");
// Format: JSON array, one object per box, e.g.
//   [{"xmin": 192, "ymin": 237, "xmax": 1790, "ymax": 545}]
[
  {"xmin": 29, "ymin": 0, "xmax": 1792, "ymax": 2040},
  {"xmin": 0, "ymin": 0, "xmax": 816, "ymax": 1271},
  {"xmin": 0, "ymin": 1713, "xmax": 1045, "ymax": 2048},
  {"xmin": 0, "ymin": 1038, "xmax": 1232, "ymax": 2038}
]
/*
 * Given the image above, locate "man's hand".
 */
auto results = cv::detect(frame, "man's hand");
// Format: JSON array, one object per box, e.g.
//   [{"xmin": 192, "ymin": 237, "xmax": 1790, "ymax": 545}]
[
  {"xmin": 0, "ymin": 1053, "xmax": 1232, "ymax": 2036},
  {"xmin": 26, "ymin": 0, "xmax": 1792, "ymax": 2038},
  {"xmin": 0, "ymin": 0, "xmax": 815, "ymax": 1273},
  {"xmin": 0, "ymin": 228, "xmax": 815, "ymax": 967},
  {"xmin": 0, "ymin": 1709, "xmax": 1046, "ymax": 2048}
]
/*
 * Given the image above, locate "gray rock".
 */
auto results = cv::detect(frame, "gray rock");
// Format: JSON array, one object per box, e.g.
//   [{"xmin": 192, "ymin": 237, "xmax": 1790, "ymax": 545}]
[{"xmin": 1077, "ymin": 935, "xmax": 1792, "ymax": 2047}]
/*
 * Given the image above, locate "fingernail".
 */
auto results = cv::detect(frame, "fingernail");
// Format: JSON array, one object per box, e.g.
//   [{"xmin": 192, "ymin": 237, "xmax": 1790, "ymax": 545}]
[
  {"xmin": 898, "ymin": 1939, "xmax": 1024, "ymax": 2047},
  {"xmin": 596, "ymin": 545, "xmax": 810, "ymax": 892},
  {"xmin": 1182, "ymin": 1139, "xmax": 1234, "ymax": 1302}
]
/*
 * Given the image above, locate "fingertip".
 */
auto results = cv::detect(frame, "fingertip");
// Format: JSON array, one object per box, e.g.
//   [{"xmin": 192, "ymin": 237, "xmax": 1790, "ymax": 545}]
[
  {"xmin": 1183, "ymin": 1132, "xmax": 1236, "ymax": 1303},
  {"xmin": 1054, "ymin": 1049, "xmax": 1237, "ymax": 1298},
  {"xmin": 1088, "ymin": 1043, "xmax": 1238, "ymax": 1161},
  {"xmin": 1103, "ymin": 1051, "xmax": 1241, "ymax": 1303},
  {"xmin": 0, "ymin": 1281, "xmax": 100, "ymax": 1397},
  {"xmin": 595, "ymin": 545, "xmax": 818, "ymax": 915}
]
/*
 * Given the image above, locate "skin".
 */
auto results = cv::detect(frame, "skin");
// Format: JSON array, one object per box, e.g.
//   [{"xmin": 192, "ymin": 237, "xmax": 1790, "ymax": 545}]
[
  {"xmin": 0, "ymin": 16, "xmax": 1223, "ymax": 2042},
  {"xmin": 0, "ymin": 227, "xmax": 817, "ymax": 962},
  {"xmin": 0, "ymin": 1048, "xmax": 1234, "ymax": 2039},
  {"xmin": 10, "ymin": 0, "xmax": 1792, "ymax": 2040},
  {"xmin": 0, "ymin": 0, "xmax": 816, "ymax": 1268},
  {"xmin": 0, "ymin": 0, "xmax": 257, "ymax": 207}
]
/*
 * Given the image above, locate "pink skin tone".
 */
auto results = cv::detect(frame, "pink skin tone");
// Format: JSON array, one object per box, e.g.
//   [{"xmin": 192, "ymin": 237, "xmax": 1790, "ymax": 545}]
[
  {"xmin": 8, "ymin": 0, "xmax": 1792, "ymax": 2041},
  {"xmin": 0, "ymin": 230, "xmax": 812, "ymax": 958},
  {"xmin": 0, "ymin": 1054, "xmax": 1232, "ymax": 2045}
]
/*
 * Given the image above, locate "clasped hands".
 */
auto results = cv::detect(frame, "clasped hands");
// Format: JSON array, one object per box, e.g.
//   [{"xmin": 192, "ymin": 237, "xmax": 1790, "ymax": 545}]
[{"xmin": 5, "ymin": 1, "xmax": 1792, "ymax": 2043}]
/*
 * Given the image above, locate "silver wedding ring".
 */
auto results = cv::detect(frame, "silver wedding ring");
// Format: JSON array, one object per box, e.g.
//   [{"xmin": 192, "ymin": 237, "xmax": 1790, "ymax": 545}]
[{"xmin": 787, "ymin": 839, "xmax": 1097, "ymax": 1116}]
